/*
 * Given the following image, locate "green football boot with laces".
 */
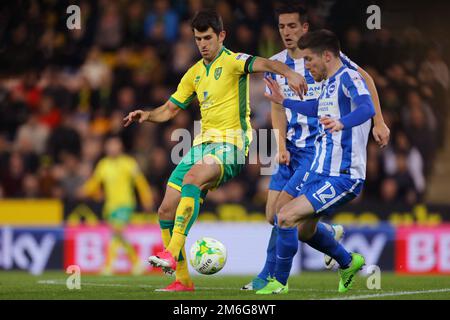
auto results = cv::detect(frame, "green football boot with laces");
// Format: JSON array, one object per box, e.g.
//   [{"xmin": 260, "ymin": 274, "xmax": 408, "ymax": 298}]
[{"xmin": 338, "ymin": 253, "xmax": 365, "ymax": 293}]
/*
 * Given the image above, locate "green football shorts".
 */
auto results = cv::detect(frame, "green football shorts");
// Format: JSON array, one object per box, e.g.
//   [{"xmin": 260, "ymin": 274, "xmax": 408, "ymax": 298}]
[
  {"xmin": 168, "ymin": 142, "xmax": 246, "ymax": 199},
  {"xmin": 108, "ymin": 206, "xmax": 133, "ymax": 226}
]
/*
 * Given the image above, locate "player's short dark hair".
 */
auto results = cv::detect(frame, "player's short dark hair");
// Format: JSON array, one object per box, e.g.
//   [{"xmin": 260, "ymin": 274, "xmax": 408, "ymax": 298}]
[
  {"xmin": 275, "ymin": 1, "xmax": 308, "ymax": 25},
  {"xmin": 191, "ymin": 9, "xmax": 224, "ymax": 35},
  {"xmin": 298, "ymin": 29, "xmax": 340, "ymax": 56}
]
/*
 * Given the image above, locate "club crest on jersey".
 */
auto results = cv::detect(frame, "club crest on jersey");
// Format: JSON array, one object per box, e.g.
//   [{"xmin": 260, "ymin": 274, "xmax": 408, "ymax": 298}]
[
  {"xmin": 214, "ymin": 67, "xmax": 222, "ymax": 80},
  {"xmin": 327, "ymin": 82, "xmax": 337, "ymax": 96}
]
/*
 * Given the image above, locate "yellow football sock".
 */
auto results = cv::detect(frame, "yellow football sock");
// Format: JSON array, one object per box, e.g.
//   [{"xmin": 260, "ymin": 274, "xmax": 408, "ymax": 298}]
[
  {"xmin": 111, "ymin": 232, "xmax": 140, "ymax": 271},
  {"xmin": 167, "ymin": 184, "xmax": 201, "ymax": 259},
  {"xmin": 176, "ymin": 246, "xmax": 193, "ymax": 286},
  {"xmin": 121, "ymin": 237, "xmax": 139, "ymax": 266},
  {"xmin": 160, "ymin": 219, "xmax": 192, "ymax": 286},
  {"xmin": 167, "ymin": 231, "xmax": 186, "ymax": 261},
  {"xmin": 104, "ymin": 236, "xmax": 120, "ymax": 272},
  {"xmin": 161, "ymin": 227, "xmax": 171, "ymax": 248}
]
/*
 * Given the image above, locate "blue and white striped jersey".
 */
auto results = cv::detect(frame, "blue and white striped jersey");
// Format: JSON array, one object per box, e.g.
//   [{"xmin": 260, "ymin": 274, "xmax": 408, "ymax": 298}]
[
  {"xmin": 310, "ymin": 66, "xmax": 372, "ymax": 180},
  {"xmin": 266, "ymin": 50, "xmax": 359, "ymax": 155}
]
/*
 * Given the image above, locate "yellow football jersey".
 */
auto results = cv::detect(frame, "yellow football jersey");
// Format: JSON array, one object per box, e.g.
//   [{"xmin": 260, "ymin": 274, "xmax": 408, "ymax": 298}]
[
  {"xmin": 170, "ymin": 46, "xmax": 256, "ymax": 152},
  {"xmin": 83, "ymin": 155, "xmax": 152, "ymax": 216}
]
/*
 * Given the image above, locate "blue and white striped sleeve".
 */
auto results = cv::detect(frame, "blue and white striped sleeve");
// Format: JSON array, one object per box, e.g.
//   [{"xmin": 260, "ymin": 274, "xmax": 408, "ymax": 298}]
[
  {"xmin": 283, "ymin": 99, "xmax": 318, "ymax": 117},
  {"xmin": 339, "ymin": 51, "xmax": 359, "ymax": 71},
  {"xmin": 341, "ymin": 70, "xmax": 370, "ymax": 99},
  {"xmin": 339, "ymin": 71, "xmax": 375, "ymax": 129}
]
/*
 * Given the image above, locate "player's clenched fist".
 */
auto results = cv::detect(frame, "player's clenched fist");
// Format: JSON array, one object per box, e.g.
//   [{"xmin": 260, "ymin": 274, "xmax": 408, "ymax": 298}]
[
  {"xmin": 123, "ymin": 110, "xmax": 149, "ymax": 127},
  {"xmin": 286, "ymin": 70, "xmax": 308, "ymax": 100},
  {"xmin": 277, "ymin": 149, "xmax": 290, "ymax": 166},
  {"xmin": 320, "ymin": 116, "xmax": 344, "ymax": 133}
]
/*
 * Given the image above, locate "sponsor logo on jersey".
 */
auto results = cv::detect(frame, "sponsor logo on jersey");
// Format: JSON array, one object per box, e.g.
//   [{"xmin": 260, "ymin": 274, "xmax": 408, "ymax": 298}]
[
  {"xmin": 281, "ymin": 83, "xmax": 322, "ymax": 100},
  {"xmin": 236, "ymin": 53, "xmax": 250, "ymax": 61}
]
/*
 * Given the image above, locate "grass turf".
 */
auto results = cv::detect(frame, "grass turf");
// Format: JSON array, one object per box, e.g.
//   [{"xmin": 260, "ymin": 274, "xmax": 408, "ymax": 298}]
[{"xmin": 0, "ymin": 271, "xmax": 449, "ymax": 300}]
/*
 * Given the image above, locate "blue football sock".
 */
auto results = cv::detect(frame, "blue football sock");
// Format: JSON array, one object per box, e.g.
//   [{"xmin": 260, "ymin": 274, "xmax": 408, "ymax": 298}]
[
  {"xmin": 274, "ymin": 226, "xmax": 298, "ymax": 286},
  {"xmin": 320, "ymin": 221, "xmax": 335, "ymax": 236},
  {"xmin": 257, "ymin": 216, "xmax": 278, "ymax": 280},
  {"xmin": 305, "ymin": 222, "xmax": 352, "ymax": 268}
]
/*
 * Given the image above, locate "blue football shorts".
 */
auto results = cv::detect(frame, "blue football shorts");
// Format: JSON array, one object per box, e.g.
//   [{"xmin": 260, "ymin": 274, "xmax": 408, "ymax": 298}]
[
  {"xmin": 268, "ymin": 148, "xmax": 315, "ymax": 193},
  {"xmin": 287, "ymin": 171, "xmax": 364, "ymax": 216}
]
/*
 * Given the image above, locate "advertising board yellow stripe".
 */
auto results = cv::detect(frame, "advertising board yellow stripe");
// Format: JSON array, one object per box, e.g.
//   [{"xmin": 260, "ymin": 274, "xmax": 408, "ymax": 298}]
[{"xmin": 0, "ymin": 200, "xmax": 62, "ymax": 225}]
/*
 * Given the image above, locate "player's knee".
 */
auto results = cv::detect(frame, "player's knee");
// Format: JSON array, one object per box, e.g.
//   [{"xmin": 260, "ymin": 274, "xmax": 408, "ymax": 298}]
[
  {"xmin": 182, "ymin": 172, "xmax": 202, "ymax": 186},
  {"xmin": 297, "ymin": 222, "xmax": 316, "ymax": 242},
  {"xmin": 277, "ymin": 208, "xmax": 296, "ymax": 228},
  {"xmin": 158, "ymin": 203, "xmax": 175, "ymax": 220},
  {"xmin": 111, "ymin": 224, "xmax": 124, "ymax": 235},
  {"xmin": 297, "ymin": 228, "xmax": 313, "ymax": 242}
]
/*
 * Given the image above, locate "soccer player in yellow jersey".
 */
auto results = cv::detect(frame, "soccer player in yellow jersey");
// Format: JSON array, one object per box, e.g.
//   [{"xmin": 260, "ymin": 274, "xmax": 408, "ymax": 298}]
[
  {"xmin": 123, "ymin": 9, "xmax": 307, "ymax": 292},
  {"xmin": 81, "ymin": 135, "xmax": 153, "ymax": 275}
]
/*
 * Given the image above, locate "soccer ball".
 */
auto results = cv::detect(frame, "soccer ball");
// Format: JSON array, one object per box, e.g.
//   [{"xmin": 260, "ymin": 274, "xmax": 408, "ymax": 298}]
[{"xmin": 189, "ymin": 237, "xmax": 227, "ymax": 275}]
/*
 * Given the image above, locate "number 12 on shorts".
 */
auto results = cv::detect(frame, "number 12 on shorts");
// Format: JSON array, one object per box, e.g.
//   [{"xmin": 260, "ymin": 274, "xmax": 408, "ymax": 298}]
[{"xmin": 312, "ymin": 181, "xmax": 336, "ymax": 204}]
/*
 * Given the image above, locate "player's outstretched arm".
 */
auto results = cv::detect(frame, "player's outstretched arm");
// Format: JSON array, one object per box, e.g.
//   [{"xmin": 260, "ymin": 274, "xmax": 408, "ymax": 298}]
[
  {"xmin": 271, "ymin": 102, "xmax": 290, "ymax": 165},
  {"xmin": 123, "ymin": 100, "xmax": 180, "ymax": 127},
  {"xmin": 357, "ymin": 67, "xmax": 390, "ymax": 147},
  {"xmin": 264, "ymin": 78, "xmax": 318, "ymax": 117},
  {"xmin": 252, "ymin": 57, "xmax": 307, "ymax": 99}
]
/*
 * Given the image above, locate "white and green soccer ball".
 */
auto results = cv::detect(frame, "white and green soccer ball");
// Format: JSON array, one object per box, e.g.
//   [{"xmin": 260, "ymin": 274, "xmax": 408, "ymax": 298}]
[{"xmin": 189, "ymin": 237, "xmax": 227, "ymax": 275}]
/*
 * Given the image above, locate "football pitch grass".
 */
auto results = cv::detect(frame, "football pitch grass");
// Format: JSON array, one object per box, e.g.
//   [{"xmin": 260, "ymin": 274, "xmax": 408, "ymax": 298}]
[{"xmin": 1, "ymin": 271, "xmax": 449, "ymax": 300}]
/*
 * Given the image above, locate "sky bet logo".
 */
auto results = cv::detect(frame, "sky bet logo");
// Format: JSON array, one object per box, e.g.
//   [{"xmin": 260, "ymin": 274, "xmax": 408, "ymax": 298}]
[{"xmin": 0, "ymin": 227, "xmax": 58, "ymax": 275}]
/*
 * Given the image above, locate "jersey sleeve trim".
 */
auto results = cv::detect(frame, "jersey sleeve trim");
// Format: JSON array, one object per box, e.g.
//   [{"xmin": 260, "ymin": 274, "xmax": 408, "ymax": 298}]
[
  {"xmin": 244, "ymin": 56, "xmax": 257, "ymax": 74},
  {"xmin": 169, "ymin": 94, "xmax": 195, "ymax": 110}
]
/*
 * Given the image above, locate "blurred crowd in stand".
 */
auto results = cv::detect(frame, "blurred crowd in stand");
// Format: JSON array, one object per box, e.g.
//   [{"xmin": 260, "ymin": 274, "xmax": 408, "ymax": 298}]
[{"xmin": 0, "ymin": 0, "xmax": 448, "ymax": 210}]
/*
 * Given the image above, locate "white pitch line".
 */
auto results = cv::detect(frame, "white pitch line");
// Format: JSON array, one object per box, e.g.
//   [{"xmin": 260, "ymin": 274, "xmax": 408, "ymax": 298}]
[
  {"xmin": 39, "ymin": 281, "xmax": 136, "ymax": 287},
  {"xmin": 38, "ymin": 278, "xmax": 450, "ymax": 299},
  {"xmin": 38, "ymin": 280, "xmax": 450, "ymax": 298},
  {"xmin": 37, "ymin": 279, "xmax": 368, "ymax": 293},
  {"xmin": 38, "ymin": 280, "xmax": 156, "ymax": 288},
  {"xmin": 322, "ymin": 288, "xmax": 450, "ymax": 300}
]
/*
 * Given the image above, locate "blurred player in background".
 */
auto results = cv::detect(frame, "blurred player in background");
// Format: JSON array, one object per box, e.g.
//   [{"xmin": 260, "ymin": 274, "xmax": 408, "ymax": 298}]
[
  {"xmin": 261, "ymin": 30, "xmax": 375, "ymax": 294},
  {"xmin": 80, "ymin": 135, "xmax": 153, "ymax": 275},
  {"xmin": 123, "ymin": 9, "xmax": 308, "ymax": 292},
  {"xmin": 242, "ymin": 2, "xmax": 390, "ymax": 291}
]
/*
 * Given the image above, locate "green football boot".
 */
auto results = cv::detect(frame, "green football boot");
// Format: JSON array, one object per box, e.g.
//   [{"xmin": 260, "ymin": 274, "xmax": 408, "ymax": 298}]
[
  {"xmin": 338, "ymin": 253, "xmax": 365, "ymax": 293},
  {"xmin": 255, "ymin": 278, "xmax": 288, "ymax": 295}
]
